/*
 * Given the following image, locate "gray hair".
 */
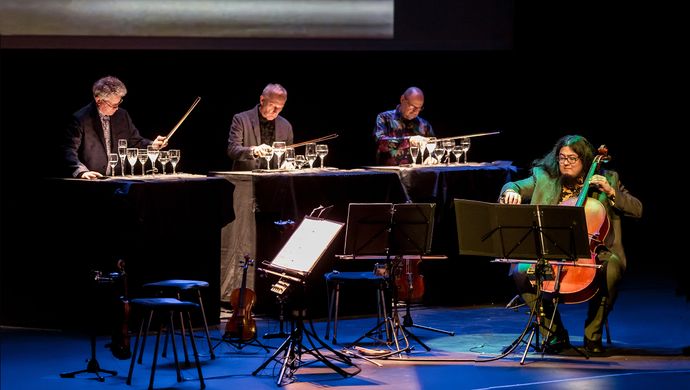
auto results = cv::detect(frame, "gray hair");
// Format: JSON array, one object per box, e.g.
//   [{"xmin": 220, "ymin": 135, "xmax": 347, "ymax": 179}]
[
  {"xmin": 93, "ymin": 76, "xmax": 127, "ymax": 99},
  {"xmin": 261, "ymin": 83, "xmax": 287, "ymax": 99}
]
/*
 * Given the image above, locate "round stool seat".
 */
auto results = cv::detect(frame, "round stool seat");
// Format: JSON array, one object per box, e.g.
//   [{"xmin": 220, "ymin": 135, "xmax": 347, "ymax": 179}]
[
  {"xmin": 325, "ymin": 271, "xmax": 385, "ymax": 283},
  {"xmin": 143, "ymin": 280, "xmax": 209, "ymax": 291},
  {"xmin": 130, "ymin": 297, "xmax": 200, "ymax": 311}
]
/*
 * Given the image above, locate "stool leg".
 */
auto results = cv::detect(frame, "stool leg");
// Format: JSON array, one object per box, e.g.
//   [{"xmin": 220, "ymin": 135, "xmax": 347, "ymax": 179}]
[
  {"xmin": 185, "ymin": 310, "xmax": 206, "ymax": 389},
  {"xmin": 138, "ymin": 310, "xmax": 154, "ymax": 364},
  {"xmin": 167, "ymin": 311, "xmax": 183, "ymax": 382},
  {"xmin": 127, "ymin": 310, "xmax": 147, "ymax": 385},
  {"xmin": 195, "ymin": 290, "xmax": 215, "ymax": 359},
  {"xmin": 176, "ymin": 292, "xmax": 191, "ymax": 367},
  {"xmin": 325, "ymin": 282, "xmax": 334, "ymax": 340},
  {"xmin": 333, "ymin": 283, "xmax": 341, "ymax": 344},
  {"xmin": 148, "ymin": 314, "xmax": 164, "ymax": 390}
]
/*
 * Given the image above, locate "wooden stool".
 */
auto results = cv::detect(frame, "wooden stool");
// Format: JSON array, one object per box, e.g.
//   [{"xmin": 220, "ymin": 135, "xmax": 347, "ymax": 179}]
[
  {"xmin": 126, "ymin": 298, "xmax": 205, "ymax": 390},
  {"xmin": 324, "ymin": 271, "xmax": 387, "ymax": 344},
  {"xmin": 141, "ymin": 280, "xmax": 215, "ymax": 364}
]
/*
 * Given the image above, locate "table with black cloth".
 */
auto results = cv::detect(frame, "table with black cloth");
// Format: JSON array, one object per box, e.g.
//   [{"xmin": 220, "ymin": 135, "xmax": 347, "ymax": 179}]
[
  {"xmin": 210, "ymin": 169, "xmax": 409, "ymax": 315},
  {"xmin": 365, "ymin": 161, "xmax": 518, "ymax": 305},
  {"xmin": 0, "ymin": 174, "xmax": 235, "ymax": 330}
]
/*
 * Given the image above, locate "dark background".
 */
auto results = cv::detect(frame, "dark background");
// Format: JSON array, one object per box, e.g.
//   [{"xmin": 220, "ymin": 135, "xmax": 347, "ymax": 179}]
[{"xmin": 0, "ymin": 1, "xmax": 678, "ymax": 322}]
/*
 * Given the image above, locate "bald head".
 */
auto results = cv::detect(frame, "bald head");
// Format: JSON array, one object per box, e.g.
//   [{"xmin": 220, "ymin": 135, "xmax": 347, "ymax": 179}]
[{"xmin": 400, "ymin": 87, "xmax": 425, "ymax": 120}]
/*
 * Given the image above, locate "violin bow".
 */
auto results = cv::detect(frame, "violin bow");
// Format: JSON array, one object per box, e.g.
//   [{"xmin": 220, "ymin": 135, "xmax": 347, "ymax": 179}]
[{"xmin": 165, "ymin": 96, "xmax": 201, "ymax": 141}]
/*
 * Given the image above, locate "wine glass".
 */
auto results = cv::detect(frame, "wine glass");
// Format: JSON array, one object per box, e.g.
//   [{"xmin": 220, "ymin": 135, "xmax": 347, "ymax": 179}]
[
  {"xmin": 442, "ymin": 140, "xmax": 455, "ymax": 164},
  {"xmin": 108, "ymin": 153, "xmax": 119, "ymax": 177},
  {"xmin": 126, "ymin": 148, "xmax": 138, "ymax": 175},
  {"xmin": 137, "ymin": 149, "xmax": 148, "ymax": 175},
  {"xmin": 305, "ymin": 143, "xmax": 317, "ymax": 169},
  {"xmin": 272, "ymin": 141, "xmax": 286, "ymax": 169},
  {"xmin": 316, "ymin": 144, "xmax": 329, "ymax": 169},
  {"xmin": 452, "ymin": 145, "xmax": 463, "ymax": 165},
  {"xmin": 284, "ymin": 147, "xmax": 295, "ymax": 169},
  {"xmin": 424, "ymin": 137, "xmax": 437, "ymax": 165},
  {"xmin": 294, "ymin": 155, "xmax": 306, "ymax": 170},
  {"xmin": 263, "ymin": 147, "xmax": 275, "ymax": 170},
  {"xmin": 433, "ymin": 146, "xmax": 445, "ymax": 165},
  {"xmin": 146, "ymin": 145, "xmax": 159, "ymax": 175},
  {"xmin": 409, "ymin": 146, "xmax": 419, "ymax": 166},
  {"xmin": 459, "ymin": 137, "xmax": 471, "ymax": 163},
  {"xmin": 117, "ymin": 139, "xmax": 127, "ymax": 176},
  {"xmin": 158, "ymin": 150, "xmax": 169, "ymax": 175},
  {"xmin": 168, "ymin": 149, "xmax": 180, "ymax": 174}
]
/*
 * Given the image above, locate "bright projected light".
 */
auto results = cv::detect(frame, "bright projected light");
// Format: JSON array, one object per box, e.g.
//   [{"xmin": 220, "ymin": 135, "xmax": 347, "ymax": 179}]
[{"xmin": 0, "ymin": 0, "xmax": 393, "ymax": 39}]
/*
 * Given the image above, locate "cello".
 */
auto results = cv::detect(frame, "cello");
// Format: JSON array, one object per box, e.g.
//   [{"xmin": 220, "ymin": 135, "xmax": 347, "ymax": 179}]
[
  {"xmin": 395, "ymin": 257, "xmax": 425, "ymax": 303},
  {"xmin": 540, "ymin": 145, "xmax": 611, "ymax": 304},
  {"xmin": 224, "ymin": 255, "xmax": 257, "ymax": 341}
]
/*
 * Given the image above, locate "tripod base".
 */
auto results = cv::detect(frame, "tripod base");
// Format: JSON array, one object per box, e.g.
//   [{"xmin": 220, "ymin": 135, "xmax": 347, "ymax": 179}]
[
  {"xmin": 252, "ymin": 313, "xmax": 360, "ymax": 386},
  {"xmin": 60, "ymin": 335, "xmax": 117, "ymax": 382},
  {"xmin": 214, "ymin": 333, "xmax": 271, "ymax": 352},
  {"xmin": 402, "ymin": 310, "xmax": 455, "ymax": 337}
]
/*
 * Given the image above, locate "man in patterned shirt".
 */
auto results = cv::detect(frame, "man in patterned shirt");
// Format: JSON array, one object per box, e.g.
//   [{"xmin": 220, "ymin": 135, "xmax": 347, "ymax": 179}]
[{"xmin": 373, "ymin": 86, "xmax": 435, "ymax": 166}]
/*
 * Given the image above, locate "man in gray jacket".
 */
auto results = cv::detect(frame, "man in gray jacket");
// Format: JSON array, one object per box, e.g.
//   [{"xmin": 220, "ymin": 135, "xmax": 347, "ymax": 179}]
[{"xmin": 227, "ymin": 83, "xmax": 293, "ymax": 171}]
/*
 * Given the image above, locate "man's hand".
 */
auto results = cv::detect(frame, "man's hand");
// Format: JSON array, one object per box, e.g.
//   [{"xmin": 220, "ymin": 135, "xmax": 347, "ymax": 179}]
[
  {"xmin": 81, "ymin": 171, "xmax": 103, "ymax": 180},
  {"xmin": 409, "ymin": 135, "xmax": 427, "ymax": 147},
  {"xmin": 252, "ymin": 144, "xmax": 273, "ymax": 158},
  {"xmin": 151, "ymin": 135, "xmax": 168, "ymax": 150}
]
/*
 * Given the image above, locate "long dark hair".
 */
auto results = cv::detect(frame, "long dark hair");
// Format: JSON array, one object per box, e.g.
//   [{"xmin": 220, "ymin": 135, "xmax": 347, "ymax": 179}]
[{"xmin": 532, "ymin": 135, "xmax": 595, "ymax": 179}]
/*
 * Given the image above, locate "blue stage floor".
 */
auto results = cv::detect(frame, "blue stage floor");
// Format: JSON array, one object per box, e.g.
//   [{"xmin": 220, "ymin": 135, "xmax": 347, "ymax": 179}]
[{"xmin": 2, "ymin": 273, "xmax": 689, "ymax": 389}]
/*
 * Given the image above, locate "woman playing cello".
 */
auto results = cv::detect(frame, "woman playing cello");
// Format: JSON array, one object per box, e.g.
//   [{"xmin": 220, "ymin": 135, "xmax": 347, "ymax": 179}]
[{"xmin": 499, "ymin": 135, "xmax": 642, "ymax": 355}]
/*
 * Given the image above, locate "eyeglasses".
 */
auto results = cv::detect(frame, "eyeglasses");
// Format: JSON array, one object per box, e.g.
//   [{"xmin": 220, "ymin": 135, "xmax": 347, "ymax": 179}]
[
  {"xmin": 100, "ymin": 97, "xmax": 123, "ymax": 109},
  {"xmin": 558, "ymin": 154, "xmax": 579, "ymax": 164},
  {"xmin": 404, "ymin": 99, "xmax": 424, "ymax": 112}
]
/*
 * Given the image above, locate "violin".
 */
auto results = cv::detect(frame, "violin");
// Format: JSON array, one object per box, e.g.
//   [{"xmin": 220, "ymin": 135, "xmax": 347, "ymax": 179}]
[
  {"xmin": 109, "ymin": 259, "xmax": 131, "ymax": 360},
  {"xmin": 224, "ymin": 255, "xmax": 257, "ymax": 341},
  {"xmin": 541, "ymin": 145, "xmax": 611, "ymax": 303},
  {"xmin": 395, "ymin": 257, "xmax": 425, "ymax": 302}
]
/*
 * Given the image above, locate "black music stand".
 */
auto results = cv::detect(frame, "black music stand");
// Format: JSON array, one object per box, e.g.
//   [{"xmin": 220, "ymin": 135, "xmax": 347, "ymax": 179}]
[
  {"xmin": 454, "ymin": 199, "xmax": 592, "ymax": 364},
  {"xmin": 344, "ymin": 203, "xmax": 451, "ymax": 356},
  {"xmin": 252, "ymin": 216, "xmax": 360, "ymax": 386}
]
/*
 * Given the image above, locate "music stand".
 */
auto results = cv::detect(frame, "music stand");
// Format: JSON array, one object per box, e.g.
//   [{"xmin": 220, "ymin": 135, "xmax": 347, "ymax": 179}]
[
  {"xmin": 343, "ymin": 203, "xmax": 452, "ymax": 356},
  {"xmin": 454, "ymin": 199, "xmax": 592, "ymax": 364},
  {"xmin": 252, "ymin": 216, "xmax": 360, "ymax": 386}
]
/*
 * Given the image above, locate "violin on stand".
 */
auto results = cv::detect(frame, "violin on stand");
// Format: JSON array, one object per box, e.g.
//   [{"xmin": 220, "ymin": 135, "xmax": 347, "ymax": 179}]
[
  {"xmin": 222, "ymin": 255, "xmax": 268, "ymax": 351},
  {"xmin": 109, "ymin": 259, "xmax": 131, "ymax": 360}
]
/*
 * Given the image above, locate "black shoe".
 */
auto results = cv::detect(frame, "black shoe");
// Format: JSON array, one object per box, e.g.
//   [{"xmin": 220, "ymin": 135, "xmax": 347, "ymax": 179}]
[
  {"xmin": 584, "ymin": 338, "xmax": 604, "ymax": 355},
  {"xmin": 544, "ymin": 330, "xmax": 569, "ymax": 354}
]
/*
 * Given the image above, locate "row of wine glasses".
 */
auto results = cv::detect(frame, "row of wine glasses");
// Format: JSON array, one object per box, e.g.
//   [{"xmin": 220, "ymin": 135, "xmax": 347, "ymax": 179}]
[
  {"xmin": 409, "ymin": 137, "xmax": 471, "ymax": 165},
  {"xmin": 113, "ymin": 146, "xmax": 181, "ymax": 176},
  {"xmin": 263, "ymin": 142, "xmax": 329, "ymax": 170}
]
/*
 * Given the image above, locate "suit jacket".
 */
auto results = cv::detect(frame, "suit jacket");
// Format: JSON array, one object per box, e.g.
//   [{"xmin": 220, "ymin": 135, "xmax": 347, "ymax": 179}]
[
  {"xmin": 500, "ymin": 167, "xmax": 643, "ymax": 270},
  {"xmin": 226, "ymin": 105, "xmax": 293, "ymax": 171},
  {"xmin": 62, "ymin": 102, "xmax": 151, "ymax": 177}
]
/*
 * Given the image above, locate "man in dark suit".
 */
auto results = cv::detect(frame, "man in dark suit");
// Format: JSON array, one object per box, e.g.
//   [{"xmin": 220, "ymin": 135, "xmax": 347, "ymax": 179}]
[
  {"xmin": 62, "ymin": 76, "xmax": 167, "ymax": 179},
  {"xmin": 227, "ymin": 83, "xmax": 293, "ymax": 171}
]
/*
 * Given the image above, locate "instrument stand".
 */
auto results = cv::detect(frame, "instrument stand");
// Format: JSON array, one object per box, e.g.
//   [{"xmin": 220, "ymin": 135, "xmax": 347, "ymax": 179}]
[
  {"xmin": 504, "ymin": 260, "xmax": 589, "ymax": 364},
  {"xmin": 252, "ymin": 292, "xmax": 360, "ymax": 386},
  {"xmin": 341, "ymin": 203, "xmax": 441, "ymax": 356},
  {"xmin": 60, "ymin": 271, "xmax": 118, "ymax": 382},
  {"xmin": 60, "ymin": 334, "xmax": 118, "ymax": 382},
  {"xmin": 399, "ymin": 257, "xmax": 455, "ymax": 337},
  {"xmin": 455, "ymin": 200, "xmax": 594, "ymax": 364},
  {"xmin": 215, "ymin": 330, "xmax": 271, "ymax": 353},
  {"xmin": 263, "ymin": 295, "xmax": 290, "ymax": 340}
]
